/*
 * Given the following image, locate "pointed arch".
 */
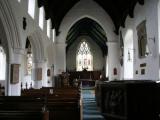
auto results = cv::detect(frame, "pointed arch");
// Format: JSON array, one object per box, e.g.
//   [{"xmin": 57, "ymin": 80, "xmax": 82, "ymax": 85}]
[
  {"xmin": 58, "ymin": 0, "xmax": 116, "ymax": 43},
  {"xmin": 0, "ymin": 0, "xmax": 18, "ymax": 95},
  {"xmin": 25, "ymin": 38, "xmax": 33, "ymax": 75},
  {"xmin": 66, "ymin": 17, "xmax": 108, "ymax": 55},
  {"xmin": 0, "ymin": 0, "xmax": 22, "ymax": 50},
  {"xmin": 27, "ymin": 31, "xmax": 45, "ymax": 63}
]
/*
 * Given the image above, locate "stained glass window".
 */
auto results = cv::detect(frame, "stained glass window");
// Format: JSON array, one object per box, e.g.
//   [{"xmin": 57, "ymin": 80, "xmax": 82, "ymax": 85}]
[
  {"xmin": 26, "ymin": 45, "xmax": 32, "ymax": 75},
  {"xmin": 0, "ymin": 46, "xmax": 6, "ymax": 80},
  {"xmin": 76, "ymin": 41, "xmax": 93, "ymax": 71}
]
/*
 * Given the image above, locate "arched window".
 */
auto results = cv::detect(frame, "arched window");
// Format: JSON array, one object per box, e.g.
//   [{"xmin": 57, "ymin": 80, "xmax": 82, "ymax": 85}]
[
  {"xmin": 27, "ymin": 53, "xmax": 32, "ymax": 75},
  {"xmin": 76, "ymin": 41, "xmax": 93, "ymax": 71},
  {"xmin": 28, "ymin": 0, "xmax": 36, "ymax": 19},
  {"xmin": 26, "ymin": 43, "xmax": 32, "ymax": 75},
  {"xmin": 0, "ymin": 46, "xmax": 6, "ymax": 80},
  {"xmin": 39, "ymin": 7, "xmax": 44, "ymax": 29}
]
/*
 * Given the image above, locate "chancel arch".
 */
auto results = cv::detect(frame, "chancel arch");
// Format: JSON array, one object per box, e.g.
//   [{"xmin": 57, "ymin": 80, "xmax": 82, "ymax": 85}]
[
  {"xmin": 66, "ymin": 18, "xmax": 107, "ymax": 76},
  {"xmin": 55, "ymin": 0, "xmax": 119, "ymax": 78},
  {"xmin": 58, "ymin": 0, "xmax": 116, "ymax": 44}
]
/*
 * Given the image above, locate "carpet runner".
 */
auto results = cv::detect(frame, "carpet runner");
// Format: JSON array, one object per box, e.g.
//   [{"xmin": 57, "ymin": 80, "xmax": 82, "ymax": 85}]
[{"xmin": 82, "ymin": 87, "xmax": 105, "ymax": 120}]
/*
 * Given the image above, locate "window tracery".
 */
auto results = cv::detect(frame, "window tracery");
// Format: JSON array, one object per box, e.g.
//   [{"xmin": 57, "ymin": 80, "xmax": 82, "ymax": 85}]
[
  {"xmin": 26, "ymin": 45, "xmax": 32, "ymax": 75},
  {"xmin": 76, "ymin": 41, "xmax": 93, "ymax": 71}
]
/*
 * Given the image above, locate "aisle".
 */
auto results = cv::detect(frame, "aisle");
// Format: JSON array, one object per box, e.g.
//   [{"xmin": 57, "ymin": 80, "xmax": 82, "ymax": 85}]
[{"xmin": 82, "ymin": 87, "xmax": 105, "ymax": 120}]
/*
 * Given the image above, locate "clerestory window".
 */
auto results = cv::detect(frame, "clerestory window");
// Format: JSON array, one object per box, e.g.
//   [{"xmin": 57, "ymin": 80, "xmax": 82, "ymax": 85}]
[
  {"xmin": 39, "ymin": 7, "xmax": 44, "ymax": 29},
  {"xmin": 28, "ymin": 0, "xmax": 36, "ymax": 19}
]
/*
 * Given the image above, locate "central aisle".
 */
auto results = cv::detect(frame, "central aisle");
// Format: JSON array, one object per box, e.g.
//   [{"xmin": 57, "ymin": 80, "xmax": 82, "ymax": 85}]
[{"xmin": 82, "ymin": 87, "xmax": 105, "ymax": 120}]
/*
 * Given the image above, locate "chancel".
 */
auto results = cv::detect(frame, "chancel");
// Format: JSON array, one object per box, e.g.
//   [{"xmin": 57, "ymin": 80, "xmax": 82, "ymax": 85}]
[{"xmin": 0, "ymin": 0, "xmax": 160, "ymax": 120}]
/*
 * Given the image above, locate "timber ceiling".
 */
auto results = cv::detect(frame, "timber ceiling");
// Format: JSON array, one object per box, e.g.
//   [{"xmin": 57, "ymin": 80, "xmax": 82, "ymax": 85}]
[
  {"xmin": 66, "ymin": 18, "xmax": 108, "ymax": 55},
  {"xmin": 38, "ymin": 0, "xmax": 144, "ymax": 55},
  {"xmin": 38, "ymin": 0, "xmax": 144, "ymax": 35}
]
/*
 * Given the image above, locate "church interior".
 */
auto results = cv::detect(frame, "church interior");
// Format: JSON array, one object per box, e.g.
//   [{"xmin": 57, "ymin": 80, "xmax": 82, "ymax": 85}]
[{"xmin": 0, "ymin": 0, "xmax": 160, "ymax": 119}]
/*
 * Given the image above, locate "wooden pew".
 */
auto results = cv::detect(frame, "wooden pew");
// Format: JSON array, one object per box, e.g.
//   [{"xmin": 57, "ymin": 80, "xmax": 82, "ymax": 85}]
[
  {"xmin": 0, "ymin": 96, "xmax": 44, "ymax": 110},
  {"xmin": 46, "ymin": 95, "xmax": 80, "ymax": 120},
  {"xmin": 47, "ymin": 87, "xmax": 80, "ymax": 120},
  {"xmin": 41, "ymin": 87, "xmax": 54, "ymax": 94},
  {"xmin": 21, "ymin": 89, "xmax": 49, "ymax": 96},
  {"xmin": 0, "ymin": 111, "xmax": 46, "ymax": 120},
  {"xmin": 20, "ymin": 87, "xmax": 81, "ymax": 120},
  {"xmin": 21, "ymin": 86, "xmax": 80, "ymax": 96},
  {"xmin": 0, "ymin": 96, "xmax": 49, "ymax": 120}
]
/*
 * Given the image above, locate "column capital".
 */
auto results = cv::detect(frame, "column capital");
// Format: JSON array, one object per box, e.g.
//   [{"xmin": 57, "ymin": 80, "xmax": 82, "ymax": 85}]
[
  {"xmin": 56, "ymin": 42, "xmax": 67, "ymax": 46},
  {"xmin": 13, "ymin": 48, "xmax": 26, "ymax": 55},
  {"xmin": 106, "ymin": 41, "xmax": 117, "ymax": 45}
]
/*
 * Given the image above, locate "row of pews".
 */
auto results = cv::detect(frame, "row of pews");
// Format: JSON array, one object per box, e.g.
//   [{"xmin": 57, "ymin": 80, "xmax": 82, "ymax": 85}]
[
  {"xmin": 0, "ymin": 87, "xmax": 81, "ymax": 120},
  {"xmin": 95, "ymin": 80, "xmax": 160, "ymax": 120}
]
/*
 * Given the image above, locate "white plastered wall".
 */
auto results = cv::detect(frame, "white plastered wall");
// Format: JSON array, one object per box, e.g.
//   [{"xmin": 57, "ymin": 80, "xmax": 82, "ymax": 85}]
[
  {"xmin": 120, "ymin": 17, "xmax": 134, "ymax": 80},
  {"xmin": 121, "ymin": 0, "xmax": 159, "ymax": 81},
  {"xmin": 158, "ymin": 0, "xmax": 160, "ymax": 80}
]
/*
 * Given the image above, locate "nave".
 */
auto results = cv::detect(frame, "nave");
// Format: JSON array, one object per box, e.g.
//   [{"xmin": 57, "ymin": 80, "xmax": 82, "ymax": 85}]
[
  {"xmin": 0, "ymin": 82, "xmax": 106, "ymax": 120},
  {"xmin": 1, "ymin": 79, "xmax": 160, "ymax": 120},
  {"xmin": 0, "ymin": 85, "xmax": 81, "ymax": 120},
  {"xmin": 1, "ymin": 0, "xmax": 160, "ymax": 119}
]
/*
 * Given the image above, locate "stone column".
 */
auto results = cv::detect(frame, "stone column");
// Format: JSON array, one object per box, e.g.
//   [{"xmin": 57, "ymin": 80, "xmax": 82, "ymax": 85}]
[
  {"xmin": 32, "ymin": 60, "xmax": 47, "ymax": 89},
  {"xmin": 54, "ymin": 42, "xmax": 66, "ymax": 75},
  {"xmin": 8, "ymin": 48, "xmax": 25, "ymax": 96},
  {"xmin": 107, "ymin": 42, "xmax": 120, "ymax": 81}
]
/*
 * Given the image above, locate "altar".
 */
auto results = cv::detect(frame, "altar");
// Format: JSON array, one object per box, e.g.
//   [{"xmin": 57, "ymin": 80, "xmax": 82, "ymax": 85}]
[
  {"xmin": 78, "ymin": 79, "xmax": 95, "ymax": 87},
  {"xmin": 68, "ymin": 70, "xmax": 101, "ymax": 87},
  {"xmin": 68, "ymin": 70, "xmax": 101, "ymax": 80}
]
